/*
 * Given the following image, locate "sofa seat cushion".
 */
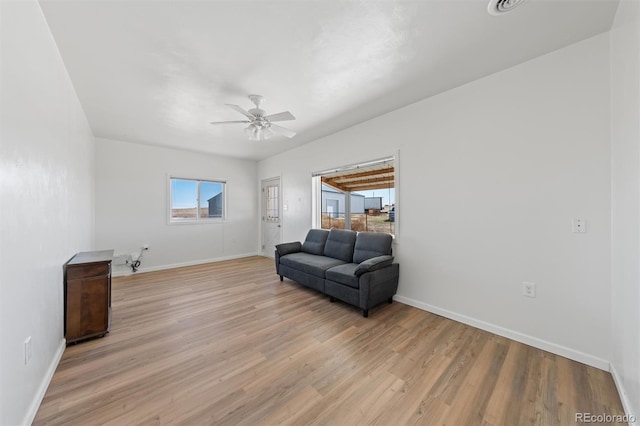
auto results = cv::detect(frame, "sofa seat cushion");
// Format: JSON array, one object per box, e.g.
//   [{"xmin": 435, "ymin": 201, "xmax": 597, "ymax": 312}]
[
  {"xmin": 280, "ymin": 253, "xmax": 346, "ymax": 278},
  {"xmin": 325, "ymin": 263, "xmax": 360, "ymax": 289}
]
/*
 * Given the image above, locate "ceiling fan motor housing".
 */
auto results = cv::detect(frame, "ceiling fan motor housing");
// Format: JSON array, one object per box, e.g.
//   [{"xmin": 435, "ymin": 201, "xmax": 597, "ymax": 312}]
[{"xmin": 249, "ymin": 108, "xmax": 266, "ymax": 118}]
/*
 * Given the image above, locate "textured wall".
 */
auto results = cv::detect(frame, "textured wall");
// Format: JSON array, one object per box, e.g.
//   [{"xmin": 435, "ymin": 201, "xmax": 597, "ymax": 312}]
[
  {"xmin": 610, "ymin": 0, "xmax": 640, "ymax": 418},
  {"xmin": 0, "ymin": 2, "xmax": 95, "ymax": 424}
]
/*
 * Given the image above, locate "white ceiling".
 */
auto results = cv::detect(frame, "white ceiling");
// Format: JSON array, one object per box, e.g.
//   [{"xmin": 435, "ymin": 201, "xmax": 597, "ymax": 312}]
[{"xmin": 39, "ymin": 0, "xmax": 618, "ymax": 161}]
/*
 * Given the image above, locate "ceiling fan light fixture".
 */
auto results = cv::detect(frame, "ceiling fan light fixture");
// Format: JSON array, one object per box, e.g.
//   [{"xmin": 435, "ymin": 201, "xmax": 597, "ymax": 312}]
[
  {"xmin": 244, "ymin": 123, "xmax": 260, "ymax": 140},
  {"xmin": 244, "ymin": 123, "xmax": 255, "ymax": 136},
  {"xmin": 262, "ymin": 126, "xmax": 275, "ymax": 140}
]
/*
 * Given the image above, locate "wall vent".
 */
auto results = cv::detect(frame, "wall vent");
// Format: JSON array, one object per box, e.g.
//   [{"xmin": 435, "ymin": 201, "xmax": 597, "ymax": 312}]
[{"xmin": 488, "ymin": 0, "xmax": 526, "ymax": 16}]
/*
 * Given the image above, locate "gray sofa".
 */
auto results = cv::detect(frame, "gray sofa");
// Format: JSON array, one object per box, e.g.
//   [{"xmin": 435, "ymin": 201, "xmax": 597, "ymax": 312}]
[{"xmin": 275, "ymin": 229, "xmax": 399, "ymax": 317}]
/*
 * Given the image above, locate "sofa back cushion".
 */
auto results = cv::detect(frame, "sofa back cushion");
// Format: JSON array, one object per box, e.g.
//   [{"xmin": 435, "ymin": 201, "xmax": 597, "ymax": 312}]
[
  {"xmin": 353, "ymin": 232, "xmax": 393, "ymax": 264},
  {"xmin": 324, "ymin": 229, "xmax": 357, "ymax": 263},
  {"xmin": 302, "ymin": 229, "xmax": 329, "ymax": 255}
]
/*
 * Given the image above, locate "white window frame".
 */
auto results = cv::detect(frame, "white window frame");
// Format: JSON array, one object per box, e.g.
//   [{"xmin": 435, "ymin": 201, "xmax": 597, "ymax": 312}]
[{"xmin": 168, "ymin": 176, "xmax": 227, "ymax": 224}]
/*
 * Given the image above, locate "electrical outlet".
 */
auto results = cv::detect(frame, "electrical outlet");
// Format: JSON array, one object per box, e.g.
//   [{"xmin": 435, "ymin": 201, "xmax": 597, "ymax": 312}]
[
  {"xmin": 572, "ymin": 218, "xmax": 586, "ymax": 233},
  {"xmin": 522, "ymin": 282, "xmax": 536, "ymax": 298},
  {"xmin": 24, "ymin": 336, "xmax": 32, "ymax": 365}
]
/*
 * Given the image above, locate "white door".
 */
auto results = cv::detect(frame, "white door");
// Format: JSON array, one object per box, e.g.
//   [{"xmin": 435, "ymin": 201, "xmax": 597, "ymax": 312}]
[
  {"xmin": 326, "ymin": 199, "xmax": 339, "ymax": 218},
  {"xmin": 262, "ymin": 178, "xmax": 281, "ymax": 256}
]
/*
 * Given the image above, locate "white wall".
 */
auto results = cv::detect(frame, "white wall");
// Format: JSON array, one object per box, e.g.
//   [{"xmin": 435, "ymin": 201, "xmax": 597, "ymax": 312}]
[
  {"xmin": 610, "ymin": 0, "xmax": 640, "ymax": 418},
  {"xmin": 0, "ymin": 1, "xmax": 96, "ymax": 424},
  {"xmin": 95, "ymin": 138, "xmax": 258, "ymax": 275},
  {"xmin": 260, "ymin": 34, "xmax": 612, "ymax": 368}
]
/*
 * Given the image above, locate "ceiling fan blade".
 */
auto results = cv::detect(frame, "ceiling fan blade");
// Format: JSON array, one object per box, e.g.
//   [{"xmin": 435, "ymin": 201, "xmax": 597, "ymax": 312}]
[
  {"xmin": 226, "ymin": 104, "xmax": 256, "ymax": 120},
  {"xmin": 270, "ymin": 123, "xmax": 296, "ymax": 138},
  {"xmin": 264, "ymin": 111, "xmax": 296, "ymax": 122},
  {"xmin": 210, "ymin": 120, "xmax": 251, "ymax": 125}
]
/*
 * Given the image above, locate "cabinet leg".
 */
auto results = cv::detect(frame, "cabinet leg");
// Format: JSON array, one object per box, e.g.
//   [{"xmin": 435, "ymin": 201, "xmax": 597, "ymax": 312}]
[
  {"xmin": 363, "ymin": 309, "xmax": 369, "ymax": 318},
  {"xmin": 329, "ymin": 296, "xmax": 336, "ymax": 303},
  {"xmin": 279, "ymin": 275, "xmax": 283, "ymax": 282},
  {"xmin": 387, "ymin": 297, "xmax": 393, "ymax": 304}
]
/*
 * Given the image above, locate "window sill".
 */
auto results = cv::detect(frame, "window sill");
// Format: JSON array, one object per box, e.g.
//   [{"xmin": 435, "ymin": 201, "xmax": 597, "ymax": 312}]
[{"xmin": 168, "ymin": 219, "xmax": 226, "ymax": 225}]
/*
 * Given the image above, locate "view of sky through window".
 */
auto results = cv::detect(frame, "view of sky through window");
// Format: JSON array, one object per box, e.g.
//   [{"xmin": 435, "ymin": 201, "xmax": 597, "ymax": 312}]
[
  {"xmin": 352, "ymin": 188, "xmax": 395, "ymax": 206},
  {"xmin": 171, "ymin": 179, "xmax": 223, "ymax": 209}
]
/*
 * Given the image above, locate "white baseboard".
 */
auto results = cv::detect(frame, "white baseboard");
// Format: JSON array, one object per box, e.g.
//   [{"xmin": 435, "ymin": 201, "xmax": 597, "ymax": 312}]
[
  {"xmin": 112, "ymin": 252, "xmax": 260, "ymax": 277},
  {"xmin": 393, "ymin": 295, "xmax": 610, "ymax": 371},
  {"xmin": 609, "ymin": 363, "xmax": 638, "ymax": 424},
  {"xmin": 23, "ymin": 338, "xmax": 65, "ymax": 426}
]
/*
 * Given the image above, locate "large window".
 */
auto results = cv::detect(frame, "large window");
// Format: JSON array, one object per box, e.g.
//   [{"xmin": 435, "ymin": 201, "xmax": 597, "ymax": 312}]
[
  {"xmin": 314, "ymin": 157, "xmax": 395, "ymax": 236},
  {"xmin": 169, "ymin": 177, "xmax": 225, "ymax": 222}
]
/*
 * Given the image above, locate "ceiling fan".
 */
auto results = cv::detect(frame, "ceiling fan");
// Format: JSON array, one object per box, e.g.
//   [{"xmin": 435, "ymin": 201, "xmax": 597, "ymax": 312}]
[{"xmin": 210, "ymin": 94, "xmax": 296, "ymax": 141}]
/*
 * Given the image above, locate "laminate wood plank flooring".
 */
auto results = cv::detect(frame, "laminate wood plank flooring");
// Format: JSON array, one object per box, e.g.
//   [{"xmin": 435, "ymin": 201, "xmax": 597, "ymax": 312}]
[{"xmin": 34, "ymin": 256, "xmax": 625, "ymax": 425}]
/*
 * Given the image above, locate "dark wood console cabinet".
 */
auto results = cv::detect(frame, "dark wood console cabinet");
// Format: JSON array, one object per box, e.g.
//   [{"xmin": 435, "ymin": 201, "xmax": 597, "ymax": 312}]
[{"xmin": 64, "ymin": 250, "xmax": 113, "ymax": 344}]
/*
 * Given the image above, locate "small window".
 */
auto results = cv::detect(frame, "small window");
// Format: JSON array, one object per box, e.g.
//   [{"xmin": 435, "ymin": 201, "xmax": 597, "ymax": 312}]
[
  {"xmin": 265, "ymin": 184, "xmax": 279, "ymax": 223},
  {"xmin": 169, "ymin": 177, "xmax": 225, "ymax": 222}
]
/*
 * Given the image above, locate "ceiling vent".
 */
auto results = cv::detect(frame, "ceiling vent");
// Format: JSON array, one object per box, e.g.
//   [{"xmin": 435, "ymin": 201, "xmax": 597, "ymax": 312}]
[{"xmin": 487, "ymin": 0, "xmax": 526, "ymax": 16}]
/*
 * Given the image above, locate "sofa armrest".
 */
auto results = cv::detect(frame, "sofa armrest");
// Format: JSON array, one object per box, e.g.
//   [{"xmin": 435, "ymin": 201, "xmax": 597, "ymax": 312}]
[
  {"xmin": 275, "ymin": 241, "xmax": 302, "ymax": 257},
  {"xmin": 354, "ymin": 255, "xmax": 394, "ymax": 277},
  {"xmin": 358, "ymin": 263, "xmax": 400, "ymax": 312}
]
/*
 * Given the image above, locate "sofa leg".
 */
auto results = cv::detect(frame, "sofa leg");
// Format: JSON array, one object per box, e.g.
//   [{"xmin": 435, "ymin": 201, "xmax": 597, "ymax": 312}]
[
  {"xmin": 363, "ymin": 309, "xmax": 369, "ymax": 318},
  {"xmin": 387, "ymin": 297, "xmax": 393, "ymax": 304},
  {"xmin": 329, "ymin": 296, "xmax": 336, "ymax": 303},
  {"xmin": 279, "ymin": 275, "xmax": 283, "ymax": 282}
]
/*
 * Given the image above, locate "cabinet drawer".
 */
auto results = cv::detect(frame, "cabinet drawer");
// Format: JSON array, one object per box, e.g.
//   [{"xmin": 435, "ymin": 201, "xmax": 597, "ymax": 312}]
[{"xmin": 67, "ymin": 263, "xmax": 110, "ymax": 280}]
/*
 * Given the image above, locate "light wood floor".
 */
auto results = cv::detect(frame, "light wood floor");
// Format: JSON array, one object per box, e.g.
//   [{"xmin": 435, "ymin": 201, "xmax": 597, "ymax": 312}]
[{"xmin": 34, "ymin": 256, "xmax": 624, "ymax": 425}]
